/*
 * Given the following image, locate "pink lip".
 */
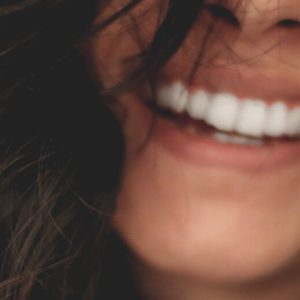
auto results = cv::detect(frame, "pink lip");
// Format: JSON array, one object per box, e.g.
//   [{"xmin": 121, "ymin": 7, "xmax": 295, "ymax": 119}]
[{"xmin": 151, "ymin": 112, "xmax": 300, "ymax": 172}]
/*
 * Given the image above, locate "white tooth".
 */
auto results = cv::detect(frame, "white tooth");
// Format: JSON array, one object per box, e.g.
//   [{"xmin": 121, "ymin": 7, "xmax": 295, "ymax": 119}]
[
  {"xmin": 157, "ymin": 83, "xmax": 300, "ymax": 139},
  {"xmin": 235, "ymin": 100, "xmax": 267, "ymax": 137},
  {"xmin": 205, "ymin": 93, "xmax": 239, "ymax": 132},
  {"xmin": 285, "ymin": 107, "xmax": 300, "ymax": 136},
  {"xmin": 264, "ymin": 102, "xmax": 288, "ymax": 137},
  {"xmin": 186, "ymin": 90, "xmax": 210, "ymax": 119},
  {"xmin": 157, "ymin": 82, "xmax": 188, "ymax": 113}
]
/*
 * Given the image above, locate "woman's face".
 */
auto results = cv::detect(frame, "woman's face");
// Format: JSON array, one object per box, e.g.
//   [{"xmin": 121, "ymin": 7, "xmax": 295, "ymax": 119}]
[{"xmin": 86, "ymin": 0, "xmax": 300, "ymax": 289}]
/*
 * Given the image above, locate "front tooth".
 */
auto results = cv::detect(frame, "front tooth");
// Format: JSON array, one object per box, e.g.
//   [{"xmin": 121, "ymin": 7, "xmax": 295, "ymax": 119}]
[
  {"xmin": 186, "ymin": 90, "xmax": 210, "ymax": 119},
  {"xmin": 264, "ymin": 102, "xmax": 288, "ymax": 137},
  {"xmin": 205, "ymin": 93, "xmax": 239, "ymax": 132},
  {"xmin": 285, "ymin": 107, "xmax": 300, "ymax": 136},
  {"xmin": 235, "ymin": 100, "xmax": 267, "ymax": 137},
  {"xmin": 157, "ymin": 82, "xmax": 188, "ymax": 113}
]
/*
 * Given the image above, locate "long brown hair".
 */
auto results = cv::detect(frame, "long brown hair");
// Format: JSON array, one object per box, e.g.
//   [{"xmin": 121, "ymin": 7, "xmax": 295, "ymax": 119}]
[{"xmin": 0, "ymin": 0, "xmax": 207, "ymax": 298}]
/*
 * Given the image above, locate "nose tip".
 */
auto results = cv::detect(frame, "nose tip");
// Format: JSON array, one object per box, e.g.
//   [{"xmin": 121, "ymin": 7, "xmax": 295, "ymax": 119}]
[{"xmin": 205, "ymin": 0, "xmax": 300, "ymax": 35}]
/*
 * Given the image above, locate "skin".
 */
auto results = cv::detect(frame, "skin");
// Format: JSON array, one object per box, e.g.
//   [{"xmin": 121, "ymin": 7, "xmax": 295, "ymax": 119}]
[{"xmin": 84, "ymin": 0, "xmax": 300, "ymax": 299}]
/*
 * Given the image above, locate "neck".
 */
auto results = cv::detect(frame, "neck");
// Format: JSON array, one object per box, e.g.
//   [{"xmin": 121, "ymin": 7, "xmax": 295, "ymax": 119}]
[{"xmin": 132, "ymin": 262, "xmax": 300, "ymax": 300}]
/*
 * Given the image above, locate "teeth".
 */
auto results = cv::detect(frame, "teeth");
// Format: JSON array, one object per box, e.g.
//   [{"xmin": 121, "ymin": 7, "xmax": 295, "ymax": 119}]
[
  {"xmin": 285, "ymin": 107, "xmax": 300, "ymax": 136},
  {"xmin": 206, "ymin": 93, "xmax": 239, "ymax": 132},
  {"xmin": 213, "ymin": 132, "xmax": 264, "ymax": 146},
  {"xmin": 264, "ymin": 102, "xmax": 288, "ymax": 137},
  {"xmin": 156, "ymin": 82, "xmax": 300, "ymax": 138},
  {"xmin": 235, "ymin": 100, "xmax": 267, "ymax": 137},
  {"xmin": 186, "ymin": 90, "xmax": 210, "ymax": 119},
  {"xmin": 157, "ymin": 82, "xmax": 188, "ymax": 113}
]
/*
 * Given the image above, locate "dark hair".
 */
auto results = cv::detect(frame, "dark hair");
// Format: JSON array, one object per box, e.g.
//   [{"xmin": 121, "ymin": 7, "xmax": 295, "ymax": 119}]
[{"xmin": 0, "ymin": 0, "xmax": 208, "ymax": 298}]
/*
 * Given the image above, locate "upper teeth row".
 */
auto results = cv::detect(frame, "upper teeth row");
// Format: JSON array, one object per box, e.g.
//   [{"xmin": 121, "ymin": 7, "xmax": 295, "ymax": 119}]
[{"xmin": 156, "ymin": 82, "xmax": 300, "ymax": 138}]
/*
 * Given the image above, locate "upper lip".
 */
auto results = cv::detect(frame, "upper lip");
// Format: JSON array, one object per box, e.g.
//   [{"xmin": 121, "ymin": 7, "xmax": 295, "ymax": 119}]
[{"xmin": 161, "ymin": 66, "xmax": 300, "ymax": 106}]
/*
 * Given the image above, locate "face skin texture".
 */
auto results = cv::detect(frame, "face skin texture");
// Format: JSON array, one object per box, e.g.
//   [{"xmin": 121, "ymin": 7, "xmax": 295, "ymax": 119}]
[{"xmin": 84, "ymin": 0, "xmax": 300, "ymax": 299}]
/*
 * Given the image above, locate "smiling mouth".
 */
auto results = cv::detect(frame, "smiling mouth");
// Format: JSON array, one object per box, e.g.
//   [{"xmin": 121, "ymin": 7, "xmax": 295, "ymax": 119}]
[{"xmin": 154, "ymin": 81, "xmax": 300, "ymax": 146}]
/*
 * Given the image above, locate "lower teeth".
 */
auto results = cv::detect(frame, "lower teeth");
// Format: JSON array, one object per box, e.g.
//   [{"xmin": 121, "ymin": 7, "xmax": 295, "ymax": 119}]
[{"xmin": 212, "ymin": 132, "xmax": 264, "ymax": 146}]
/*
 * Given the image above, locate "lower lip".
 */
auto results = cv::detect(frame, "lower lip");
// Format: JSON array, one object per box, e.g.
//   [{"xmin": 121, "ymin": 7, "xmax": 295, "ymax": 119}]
[{"xmin": 152, "ymin": 113, "xmax": 300, "ymax": 171}]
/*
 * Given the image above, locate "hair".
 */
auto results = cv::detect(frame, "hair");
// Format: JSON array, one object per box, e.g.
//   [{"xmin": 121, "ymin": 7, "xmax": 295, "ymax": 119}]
[{"xmin": 0, "ymin": 0, "xmax": 214, "ymax": 298}]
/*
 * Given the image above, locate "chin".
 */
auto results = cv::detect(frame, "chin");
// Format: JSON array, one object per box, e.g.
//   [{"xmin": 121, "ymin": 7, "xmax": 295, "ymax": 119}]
[
  {"xmin": 113, "ymin": 160, "xmax": 300, "ymax": 286},
  {"xmin": 114, "ymin": 181, "xmax": 300, "ymax": 285}
]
